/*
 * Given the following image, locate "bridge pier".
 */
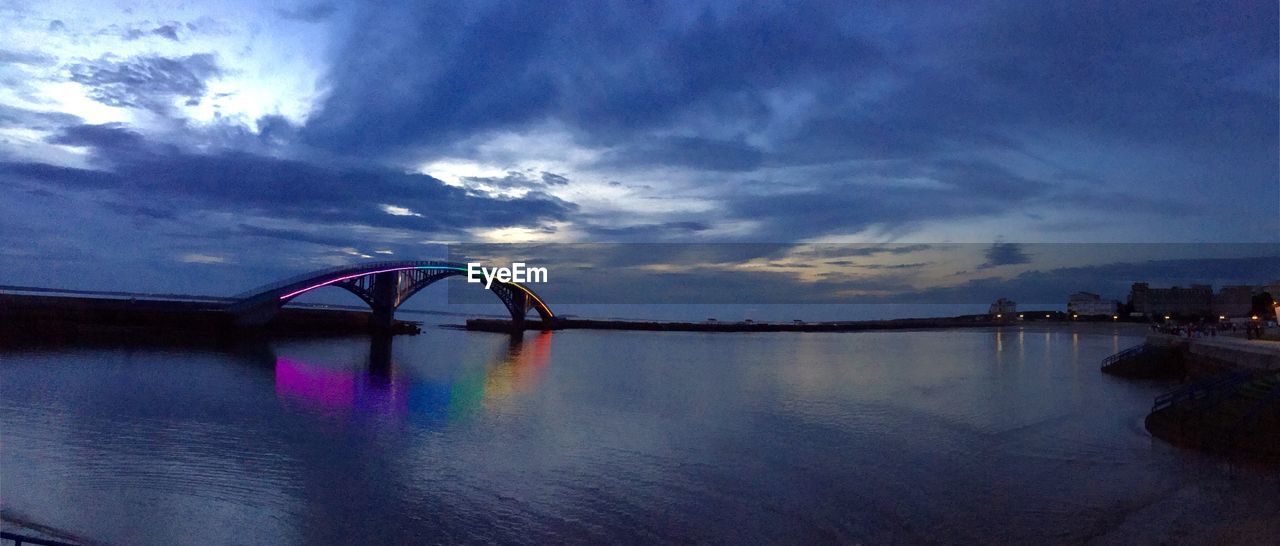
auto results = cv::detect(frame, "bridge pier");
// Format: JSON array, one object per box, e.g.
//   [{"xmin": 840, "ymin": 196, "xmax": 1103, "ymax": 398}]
[
  {"xmin": 508, "ymin": 290, "xmax": 530, "ymax": 332},
  {"xmin": 370, "ymin": 271, "xmax": 399, "ymax": 333},
  {"xmin": 511, "ymin": 312, "xmax": 526, "ymax": 332},
  {"xmin": 368, "ymin": 333, "xmax": 393, "ymax": 376}
]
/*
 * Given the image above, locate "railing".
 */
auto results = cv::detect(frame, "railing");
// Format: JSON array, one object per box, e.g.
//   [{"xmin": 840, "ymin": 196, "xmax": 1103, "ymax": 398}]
[
  {"xmin": 1100, "ymin": 343, "xmax": 1150, "ymax": 370},
  {"xmin": 1151, "ymin": 372, "xmax": 1253, "ymax": 413},
  {"xmin": 0, "ymin": 531, "xmax": 79, "ymax": 546},
  {"xmin": 1222, "ymin": 374, "xmax": 1280, "ymax": 443}
]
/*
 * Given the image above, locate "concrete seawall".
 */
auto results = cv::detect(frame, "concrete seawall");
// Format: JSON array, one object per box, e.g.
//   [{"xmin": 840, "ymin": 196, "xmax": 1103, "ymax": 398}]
[
  {"xmin": 1141, "ymin": 333, "xmax": 1280, "ymax": 461},
  {"xmin": 1146, "ymin": 333, "xmax": 1280, "ymax": 374}
]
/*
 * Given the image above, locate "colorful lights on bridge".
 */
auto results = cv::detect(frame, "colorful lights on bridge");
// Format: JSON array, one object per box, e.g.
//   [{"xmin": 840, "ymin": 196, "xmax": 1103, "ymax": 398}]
[{"xmin": 275, "ymin": 264, "xmax": 553, "ymax": 317}]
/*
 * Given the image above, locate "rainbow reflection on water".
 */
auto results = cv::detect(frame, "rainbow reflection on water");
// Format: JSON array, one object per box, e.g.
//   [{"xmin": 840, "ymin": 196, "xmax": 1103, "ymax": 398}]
[{"xmin": 274, "ymin": 332, "xmax": 553, "ymax": 425}]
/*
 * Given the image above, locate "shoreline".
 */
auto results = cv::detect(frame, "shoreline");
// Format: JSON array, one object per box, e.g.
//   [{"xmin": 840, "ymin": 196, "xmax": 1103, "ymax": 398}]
[
  {"xmin": 1, "ymin": 291, "xmax": 1144, "ymax": 340},
  {"xmin": 1101, "ymin": 332, "xmax": 1280, "ymax": 463},
  {"xmin": 464, "ymin": 313, "xmax": 1141, "ymax": 334}
]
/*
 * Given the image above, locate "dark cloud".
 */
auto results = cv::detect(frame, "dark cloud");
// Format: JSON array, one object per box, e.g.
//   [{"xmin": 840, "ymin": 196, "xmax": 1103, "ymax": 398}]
[
  {"xmin": 290, "ymin": 0, "xmax": 1275, "ymax": 240},
  {"xmin": 68, "ymin": 54, "xmax": 220, "ymax": 113},
  {"xmin": 254, "ymin": 115, "xmax": 299, "ymax": 145},
  {"xmin": 234, "ymin": 224, "xmax": 364, "ymax": 248},
  {"xmin": 151, "ymin": 24, "xmax": 180, "ymax": 41},
  {"xmin": 929, "ymin": 160, "xmax": 1047, "ymax": 199},
  {"xmin": 276, "ymin": 3, "xmax": 338, "ymax": 22},
  {"xmin": 301, "ymin": 1, "xmax": 1274, "ymax": 161},
  {"xmin": 965, "ymin": 2, "xmax": 1277, "ymax": 149},
  {"xmin": 99, "ymin": 200, "xmax": 177, "ymax": 220},
  {"xmin": 8, "ymin": 124, "xmax": 576, "ymax": 235},
  {"xmin": 48, "ymin": 122, "xmax": 145, "ymax": 149},
  {"xmin": 0, "ymin": 105, "xmax": 81, "ymax": 130},
  {"xmin": 0, "ymin": 50, "xmax": 56, "ymax": 66},
  {"xmin": 0, "ymin": 161, "xmax": 122, "ymax": 189},
  {"xmin": 460, "ymin": 170, "xmax": 573, "ymax": 191},
  {"xmin": 800, "ymin": 244, "xmax": 934, "ymax": 259},
  {"xmin": 581, "ymin": 221, "xmax": 711, "ymax": 239},
  {"xmin": 540, "ymin": 172, "xmax": 569, "ymax": 186},
  {"xmin": 594, "ymin": 136, "xmax": 764, "ymax": 172},
  {"xmin": 978, "ymin": 242, "xmax": 1031, "ymax": 269},
  {"xmin": 724, "ymin": 160, "xmax": 1055, "ymax": 239},
  {"xmin": 122, "ymin": 24, "xmax": 182, "ymax": 41},
  {"xmin": 829, "ymin": 262, "xmax": 932, "ymax": 270},
  {"xmin": 301, "ymin": 1, "xmax": 882, "ymax": 154}
]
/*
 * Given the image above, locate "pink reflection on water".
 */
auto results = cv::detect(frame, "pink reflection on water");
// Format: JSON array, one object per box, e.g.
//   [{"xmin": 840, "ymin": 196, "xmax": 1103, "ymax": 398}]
[
  {"xmin": 275, "ymin": 357, "xmax": 356, "ymax": 416},
  {"xmin": 276, "ymin": 357, "xmax": 411, "ymax": 419}
]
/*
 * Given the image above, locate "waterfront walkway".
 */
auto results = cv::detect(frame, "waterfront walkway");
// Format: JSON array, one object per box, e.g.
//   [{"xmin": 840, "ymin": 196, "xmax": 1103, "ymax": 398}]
[{"xmin": 1149, "ymin": 333, "xmax": 1280, "ymax": 372}]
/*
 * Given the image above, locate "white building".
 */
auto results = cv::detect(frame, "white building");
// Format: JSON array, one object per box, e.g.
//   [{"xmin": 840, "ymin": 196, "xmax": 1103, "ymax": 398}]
[
  {"xmin": 988, "ymin": 298, "xmax": 1016, "ymax": 316},
  {"xmin": 1068, "ymin": 292, "xmax": 1119, "ymax": 317}
]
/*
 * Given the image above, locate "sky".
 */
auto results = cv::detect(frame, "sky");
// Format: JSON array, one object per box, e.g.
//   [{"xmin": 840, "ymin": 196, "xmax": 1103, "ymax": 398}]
[{"xmin": 0, "ymin": 1, "xmax": 1277, "ymax": 315}]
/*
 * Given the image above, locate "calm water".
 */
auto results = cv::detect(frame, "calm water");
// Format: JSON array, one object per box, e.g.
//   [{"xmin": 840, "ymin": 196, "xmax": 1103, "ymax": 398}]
[{"xmin": 2, "ymin": 323, "xmax": 1277, "ymax": 544}]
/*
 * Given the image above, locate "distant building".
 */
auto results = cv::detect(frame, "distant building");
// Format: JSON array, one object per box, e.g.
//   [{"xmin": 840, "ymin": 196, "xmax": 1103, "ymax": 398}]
[
  {"xmin": 1128, "ymin": 283, "xmax": 1213, "ymax": 317},
  {"xmin": 1067, "ymin": 292, "xmax": 1119, "ymax": 317},
  {"xmin": 1213, "ymin": 285, "xmax": 1254, "ymax": 318},
  {"xmin": 988, "ymin": 298, "xmax": 1016, "ymax": 316}
]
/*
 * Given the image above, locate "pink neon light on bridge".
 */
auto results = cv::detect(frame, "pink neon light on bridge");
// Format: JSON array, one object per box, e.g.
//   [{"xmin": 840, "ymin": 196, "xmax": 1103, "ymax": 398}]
[{"xmin": 276, "ymin": 265, "xmax": 553, "ymax": 317}]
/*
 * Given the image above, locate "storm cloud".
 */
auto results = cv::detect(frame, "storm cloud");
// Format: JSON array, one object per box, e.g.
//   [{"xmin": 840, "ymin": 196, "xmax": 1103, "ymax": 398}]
[
  {"xmin": 69, "ymin": 54, "xmax": 221, "ymax": 112},
  {"xmin": 4, "ymin": 124, "xmax": 575, "ymax": 235},
  {"xmin": 979, "ymin": 243, "xmax": 1032, "ymax": 269}
]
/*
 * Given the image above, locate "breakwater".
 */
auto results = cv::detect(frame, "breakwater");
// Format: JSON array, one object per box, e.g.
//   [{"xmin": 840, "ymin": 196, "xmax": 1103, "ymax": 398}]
[
  {"xmin": 465, "ymin": 313, "xmax": 1074, "ymax": 333},
  {"xmin": 0, "ymin": 293, "xmax": 420, "ymax": 344}
]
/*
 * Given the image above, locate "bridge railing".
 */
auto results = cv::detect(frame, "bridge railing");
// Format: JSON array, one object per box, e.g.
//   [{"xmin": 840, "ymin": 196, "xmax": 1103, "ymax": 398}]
[
  {"xmin": 1100, "ymin": 343, "xmax": 1149, "ymax": 370},
  {"xmin": 1151, "ymin": 372, "xmax": 1253, "ymax": 413},
  {"xmin": 0, "ymin": 531, "xmax": 80, "ymax": 546},
  {"xmin": 231, "ymin": 260, "xmax": 466, "ymax": 300}
]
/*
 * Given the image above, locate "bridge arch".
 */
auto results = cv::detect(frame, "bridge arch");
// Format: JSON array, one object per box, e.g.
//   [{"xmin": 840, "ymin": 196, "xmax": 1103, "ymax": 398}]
[{"xmin": 227, "ymin": 261, "xmax": 553, "ymax": 330}]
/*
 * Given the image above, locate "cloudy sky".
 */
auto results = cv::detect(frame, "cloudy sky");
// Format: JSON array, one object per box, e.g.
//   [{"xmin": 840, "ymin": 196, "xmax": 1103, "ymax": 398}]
[{"xmin": 0, "ymin": 1, "xmax": 1276, "ymax": 308}]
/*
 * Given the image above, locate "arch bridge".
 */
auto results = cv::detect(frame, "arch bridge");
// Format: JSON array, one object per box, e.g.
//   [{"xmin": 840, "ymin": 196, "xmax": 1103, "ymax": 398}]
[{"xmin": 227, "ymin": 261, "xmax": 553, "ymax": 331}]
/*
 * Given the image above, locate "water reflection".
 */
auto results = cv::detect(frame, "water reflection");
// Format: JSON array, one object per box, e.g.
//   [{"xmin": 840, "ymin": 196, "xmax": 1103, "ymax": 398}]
[
  {"xmin": 994, "ymin": 329, "xmax": 1004, "ymax": 367},
  {"xmin": 274, "ymin": 332, "xmax": 553, "ymax": 424},
  {"xmin": 9, "ymin": 325, "xmax": 1277, "ymax": 544}
]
